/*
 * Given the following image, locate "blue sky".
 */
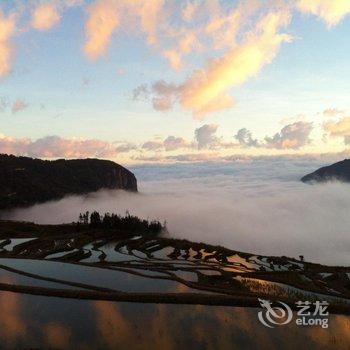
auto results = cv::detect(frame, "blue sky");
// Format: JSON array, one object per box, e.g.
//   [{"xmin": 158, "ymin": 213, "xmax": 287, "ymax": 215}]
[{"xmin": 1, "ymin": 0, "xmax": 350, "ymax": 163}]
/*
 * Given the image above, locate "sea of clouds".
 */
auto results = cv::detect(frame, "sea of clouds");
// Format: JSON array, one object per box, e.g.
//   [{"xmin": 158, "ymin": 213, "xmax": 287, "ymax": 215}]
[{"xmin": 3, "ymin": 155, "xmax": 350, "ymax": 266}]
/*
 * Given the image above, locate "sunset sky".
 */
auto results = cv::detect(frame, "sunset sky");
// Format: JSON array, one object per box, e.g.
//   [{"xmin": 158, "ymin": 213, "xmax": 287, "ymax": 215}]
[{"xmin": 1, "ymin": 0, "xmax": 350, "ymax": 163}]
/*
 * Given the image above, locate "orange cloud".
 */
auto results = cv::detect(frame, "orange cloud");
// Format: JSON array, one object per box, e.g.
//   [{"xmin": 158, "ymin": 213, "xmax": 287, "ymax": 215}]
[
  {"xmin": 162, "ymin": 29, "xmax": 199, "ymax": 70},
  {"xmin": 162, "ymin": 1, "xmax": 261, "ymax": 70},
  {"xmin": 0, "ymin": 10, "xmax": 16, "ymax": 77},
  {"xmin": 148, "ymin": 10, "xmax": 292, "ymax": 118},
  {"xmin": 84, "ymin": 0, "xmax": 120, "ymax": 60},
  {"xmin": 31, "ymin": 3, "xmax": 61, "ymax": 31},
  {"xmin": 163, "ymin": 49, "xmax": 182, "ymax": 70},
  {"xmin": 324, "ymin": 117, "xmax": 350, "ymax": 144},
  {"xmin": 83, "ymin": 0, "xmax": 165, "ymax": 61},
  {"xmin": 181, "ymin": 11, "xmax": 292, "ymax": 118},
  {"xmin": 297, "ymin": 0, "xmax": 350, "ymax": 27},
  {"xmin": 134, "ymin": 0, "xmax": 164, "ymax": 45}
]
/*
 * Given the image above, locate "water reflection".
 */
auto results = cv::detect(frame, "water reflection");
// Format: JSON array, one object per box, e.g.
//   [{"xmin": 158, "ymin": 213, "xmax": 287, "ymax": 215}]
[
  {"xmin": 0, "ymin": 292, "xmax": 349, "ymax": 349},
  {"xmin": 0, "ymin": 258, "xmax": 194, "ymax": 293}
]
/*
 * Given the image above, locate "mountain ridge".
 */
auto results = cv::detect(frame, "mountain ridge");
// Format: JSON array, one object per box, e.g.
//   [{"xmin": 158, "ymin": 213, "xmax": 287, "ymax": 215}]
[
  {"xmin": 301, "ymin": 159, "xmax": 350, "ymax": 183},
  {"xmin": 0, "ymin": 154, "xmax": 137, "ymax": 209}
]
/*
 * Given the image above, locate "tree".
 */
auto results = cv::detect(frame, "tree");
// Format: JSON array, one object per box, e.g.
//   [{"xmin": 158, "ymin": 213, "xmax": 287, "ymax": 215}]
[{"xmin": 90, "ymin": 211, "xmax": 101, "ymax": 228}]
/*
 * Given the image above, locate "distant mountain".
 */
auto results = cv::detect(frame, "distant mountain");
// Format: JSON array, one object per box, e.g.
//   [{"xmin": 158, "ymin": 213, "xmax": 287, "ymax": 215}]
[
  {"xmin": 0, "ymin": 154, "xmax": 137, "ymax": 209},
  {"xmin": 301, "ymin": 159, "xmax": 350, "ymax": 183}
]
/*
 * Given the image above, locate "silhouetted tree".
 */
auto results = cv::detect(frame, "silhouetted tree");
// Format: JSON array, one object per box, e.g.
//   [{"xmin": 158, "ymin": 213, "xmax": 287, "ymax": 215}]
[
  {"xmin": 90, "ymin": 211, "xmax": 101, "ymax": 228},
  {"xmin": 77, "ymin": 210, "xmax": 164, "ymax": 235}
]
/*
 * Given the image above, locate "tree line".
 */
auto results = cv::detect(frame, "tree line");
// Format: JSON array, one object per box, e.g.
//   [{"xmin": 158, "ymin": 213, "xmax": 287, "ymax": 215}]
[{"xmin": 78, "ymin": 210, "xmax": 164, "ymax": 234}]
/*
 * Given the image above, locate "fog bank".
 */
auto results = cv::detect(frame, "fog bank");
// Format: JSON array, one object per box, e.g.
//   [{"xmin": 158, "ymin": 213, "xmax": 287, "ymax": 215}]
[{"xmin": 3, "ymin": 157, "xmax": 350, "ymax": 266}]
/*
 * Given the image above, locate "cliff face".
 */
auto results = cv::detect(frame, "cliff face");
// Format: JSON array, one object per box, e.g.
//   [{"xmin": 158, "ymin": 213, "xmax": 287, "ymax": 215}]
[
  {"xmin": 0, "ymin": 154, "xmax": 137, "ymax": 209},
  {"xmin": 301, "ymin": 159, "xmax": 350, "ymax": 183}
]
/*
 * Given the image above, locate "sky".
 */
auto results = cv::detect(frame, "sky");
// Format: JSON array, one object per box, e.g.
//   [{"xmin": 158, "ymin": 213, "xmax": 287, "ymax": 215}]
[{"xmin": 1, "ymin": 0, "xmax": 350, "ymax": 164}]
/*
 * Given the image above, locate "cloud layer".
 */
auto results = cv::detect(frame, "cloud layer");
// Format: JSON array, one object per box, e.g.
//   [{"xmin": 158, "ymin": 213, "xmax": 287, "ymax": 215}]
[
  {"xmin": 0, "ymin": 135, "xmax": 118, "ymax": 158},
  {"xmin": 0, "ymin": 119, "xmax": 317, "ymax": 162},
  {"xmin": 4, "ymin": 155, "xmax": 350, "ymax": 266}
]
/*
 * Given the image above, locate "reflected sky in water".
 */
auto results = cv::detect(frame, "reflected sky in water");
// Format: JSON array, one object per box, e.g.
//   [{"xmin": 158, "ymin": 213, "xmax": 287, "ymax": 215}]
[{"xmin": 0, "ymin": 291, "xmax": 349, "ymax": 349}]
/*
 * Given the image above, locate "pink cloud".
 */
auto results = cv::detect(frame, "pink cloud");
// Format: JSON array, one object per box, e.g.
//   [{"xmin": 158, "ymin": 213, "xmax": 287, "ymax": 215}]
[{"xmin": 0, "ymin": 135, "xmax": 118, "ymax": 158}]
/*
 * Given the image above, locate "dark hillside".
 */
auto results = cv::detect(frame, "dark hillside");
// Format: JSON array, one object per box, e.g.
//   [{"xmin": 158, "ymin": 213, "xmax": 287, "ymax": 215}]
[{"xmin": 0, "ymin": 154, "xmax": 137, "ymax": 209}]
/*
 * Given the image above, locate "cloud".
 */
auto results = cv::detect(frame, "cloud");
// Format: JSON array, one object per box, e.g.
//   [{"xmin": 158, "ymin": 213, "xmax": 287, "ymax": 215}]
[
  {"xmin": 324, "ymin": 117, "xmax": 350, "ymax": 144},
  {"xmin": 181, "ymin": 10, "xmax": 292, "ymax": 118},
  {"xmin": 323, "ymin": 108, "xmax": 344, "ymax": 118},
  {"xmin": 234, "ymin": 122, "xmax": 313, "ymax": 150},
  {"xmin": 264, "ymin": 121, "xmax": 313, "ymax": 149},
  {"xmin": 84, "ymin": 0, "xmax": 120, "ymax": 60},
  {"xmin": 81, "ymin": 0, "xmax": 259, "ymax": 72},
  {"xmin": 152, "ymin": 96, "xmax": 174, "ymax": 111},
  {"xmin": 181, "ymin": 1, "xmax": 198, "ymax": 22},
  {"xmin": 0, "ymin": 10, "xmax": 16, "ymax": 77},
  {"xmin": 132, "ymin": 84, "xmax": 149, "ymax": 101},
  {"xmin": 195, "ymin": 124, "xmax": 220, "ymax": 149},
  {"xmin": 115, "ymin": 143, "xmax": 138, "ymax": 153},
  {"xmin": 135, "ymin": 135, "xmax": 189, "ymax": 153},
  {"xmin": 134, "ymin": 0, "xmax": 164, "ymax": 46},
  {"xmin": 83, "ymin": 0, "xmax": 165, "ymax": 61},
  {"xmin": 163, "ymin": 136, "xmax": 188, "ymax": 151},
  {"xmin": 31, "ymin": 3, "xmax": 61, "ymax": 31},
  {"xmin": 235, "ymin": 128, "xmax": 260, "ymax": 147},
  {"xmin": 151, "ymin": 80, "xmax": 179, "ymax": 111},
  {"xmin": 131, "ymin": 154, "xmax": 164, "ymax": 162},
  {"xmin": 146, "ymin": 10, "xmax": 292, "ymax": 118},
  {"xmin": 161, "ymin": 0, "xmax": 261, "ymax": 70},
  {"xmin": 166, "ymin": 152, "xmax": 220, "ymax": 162},
  {"xmin": 138, "ymin": 124, "xmax": 253, "ymax": 155},
  {"xmin": 0, "ymin": 97, "xmax": 10, "ymax": 112},
  {"xmin": 11, "ymin": 99, "xmax": 28, "ymax": 114},
  {"xmin": 297, "ymin": 0, "xmax": 350, "ymax": 27},
  {"xmin": 0, "ymin": 134, "xmax": 118, "ymax": 158},
  {"xmin": 280, "ymin": 113, "xmax": 308, "ymax": 125},
  {"xmin": 142, "ymin": 140, "xmax": 163, "ymax": 151},
  {"xmin": 162, "ymin": 32, "xmax": 198, "ymax": 70}
]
